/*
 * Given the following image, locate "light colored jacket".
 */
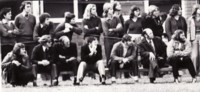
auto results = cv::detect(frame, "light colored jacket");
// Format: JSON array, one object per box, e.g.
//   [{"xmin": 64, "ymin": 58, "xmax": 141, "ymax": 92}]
[
  {"xmin": 167, "ymin": 39, "xmax": 191, "ymax": 58},
  {"xmin": 187, "ymin": 16, "xmax": 196, "ymax": 41}
]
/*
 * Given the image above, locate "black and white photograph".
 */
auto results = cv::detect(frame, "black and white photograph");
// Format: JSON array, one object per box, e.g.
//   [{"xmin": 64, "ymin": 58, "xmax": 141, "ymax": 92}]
[{"xmin": 0, "ymin": 0, "xmax": 200, "ymax": 92}]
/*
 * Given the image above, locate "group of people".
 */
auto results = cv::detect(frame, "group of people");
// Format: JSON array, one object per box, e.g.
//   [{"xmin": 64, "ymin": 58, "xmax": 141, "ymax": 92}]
[{"xmin": 1, "ymin": 1, "xmax": 199, "ymax": 87}]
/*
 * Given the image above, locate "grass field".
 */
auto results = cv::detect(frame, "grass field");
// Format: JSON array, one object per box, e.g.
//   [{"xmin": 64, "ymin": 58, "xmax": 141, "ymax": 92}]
[{"xmin": 2, "ymin": 74, "xmax": 200, "ymax": 92}]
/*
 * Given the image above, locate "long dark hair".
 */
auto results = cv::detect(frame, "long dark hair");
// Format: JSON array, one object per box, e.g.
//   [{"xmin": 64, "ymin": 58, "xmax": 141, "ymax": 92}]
[
  {"xmin": 0, "ymin": 7, "xmax": 11, "ymax": 20},
  {"xmin": 129, "ymin": 5, "xmax": 140, "ymax": 19},
  {"xmin": 12, "ymin": 43, "xmax": 25, "ymax": 62},
  {"xmin": 172, "ymin": 29, "xmax": 185, "ymax": 43}
]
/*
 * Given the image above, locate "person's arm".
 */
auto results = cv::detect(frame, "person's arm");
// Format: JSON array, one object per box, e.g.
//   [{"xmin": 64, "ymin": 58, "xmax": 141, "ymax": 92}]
[
  {"xmin": 165, "ymin": 17, "xmax": 172, "ymax": 40},
  {"xmin": 139, "ymin": 43, "xmax": 150, "ymax": 58},
  {"xmin": 0, "ymin": 23, "xmax": 13, "ymax": 37},
  {"xmin": 124, "ymin": 20, "xmax": 129, "ymax": 34},
  {"xmin": 31, "ymin": 46, "xmax": 40, "ymax": 64},
  {"xmin": 81, "ymin": 46, "xmax": 91, "ymax": 62},
  {"xmin": 82, "ymin": 19, "xmax": 98, "ymax": 34},
  {"xmin": 167, "ymin": 40, "xmax": 176, "ymax": 58},
  {"xmin": 177, "ymin": 40, "xmax": 192, "ymax": 56},
  {"xmin": 20, "ymin": 55, "xmax": 31, "ymax": 70},
  {"xmin": 2, "ymin": 52, "xmax": 12, "ymax": 70},
  {"xmin": 71, "ymin": 24, "xmax": 82, "ymax": 35},
  {"xmin": 110, "ymin": 43, "xmax": 124, "ymax": 61},
  {"xmin": 111, "ymin": 18, "xmax": 123, "ymax": 32},
  {"xmin": 54, "ymin": 23, "xmax": 65, "ymax": 38},
  {"xmin": 33, "ymin": 24, "xmax": 40, "ymax": 41},
  {"xmin": 49, "ymin": 22, "xmax": 55, "ymax": 37},
  {"xmin": 102, "ymin": 20, "xmax": 109, "ymax": 36},
  {"xmin": 95, "ymin": 45, "xmax": 103, "ymax": 60},
  {"xmin": 127, "ymin": 44, "xmax": 137, "ymax": 61}
]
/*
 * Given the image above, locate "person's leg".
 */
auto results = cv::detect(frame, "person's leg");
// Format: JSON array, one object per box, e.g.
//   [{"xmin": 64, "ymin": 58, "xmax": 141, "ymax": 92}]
[
  {"xmin": 51, "ymin": 64, "xmax": 58, "ymax": 86},
  {"xmin": 68, "ymin": 59, "xmax": 79, "ymax": 84},
  {"xmin": 169, "ymin": 57, "xmax": 180, "ymax": 83},
  {"xmin": 76, "ymin": 62, "xmax": 87, "ymax": 84},
  {"xmin": 130, "ymin": 60, "xmax": 139, "ymax": 82},
  {"xmin": 96, "ymin": 60, "xmax": 106, "ymax": 84},
  {"xmin": 109, "ymin": 60, "xmax": 120, "ymax": 83},
  {"xmin": 32, "ymin": 64, "xmax": 38, "ymax": 86},
  {"xmin": 182, "ymin": 57, "xmax": 196, "ymax": 78}
]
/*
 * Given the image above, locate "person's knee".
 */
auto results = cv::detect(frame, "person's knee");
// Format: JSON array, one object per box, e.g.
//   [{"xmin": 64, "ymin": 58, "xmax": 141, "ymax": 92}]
[{"xmin": 79, "ymin": 62, "xmax": 87, "ymax": 67}]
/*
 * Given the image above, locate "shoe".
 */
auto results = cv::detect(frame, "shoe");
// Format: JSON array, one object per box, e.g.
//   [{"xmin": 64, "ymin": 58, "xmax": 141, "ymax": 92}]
[
  {"xmin": 150, "ymin": 78, "xmax": 155, "ymax": 83},
  {"xmin": 73, "ymin": 77, "xmax": 77, "ymax": 85},
  {"xmin": 73, "ymin": 82, "xmax": 80, "ymax": 86},
  {"xmin": 33, "ymin": 81, "xmax": 37, "ymax": 87},
  {"xmin": 174, "ymin": 78, "xmax": 180, "ymax": 84},
  {"xmin": 111, "ymin": 77, "xmax": 116, "ymax": 83},
  {"xmin": 53, "ymin": 80, "xmax": 58, "ymax": 86},
  {"xmin": 102, "ymin": 81, "xmax": 106, "ymax": 85},
  {"xmin": 133, "ymin": 76, "xmax": 139, "ymax": 83},
  {"xmin": 101, "ymin": 75, "xmax": 106, "ymax": 85},
  {"xmin": 192, "ymin": 78, "xmax": 197, "ymax": 83}
]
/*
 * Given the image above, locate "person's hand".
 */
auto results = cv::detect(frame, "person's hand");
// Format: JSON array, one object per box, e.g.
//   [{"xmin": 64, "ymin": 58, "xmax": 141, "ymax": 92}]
[
  {"xmin": 95, "ymin": 27, "xmax": 99, "ymax": 30},
  {"xmin": 8, "ymin": 30, "xmax": 13, "ymax": 33},
  {"xmin": 66, "ymin": 57, "xmax": 76, "ymax": 62},
  {"xmin": 109, "ymin": 29, "xmax": 113, "ymax": 32},
  {"xmin": 149, "ymin": 52, "xmax": 155, "ymax": 61},
  {"xmin": 122, "ymin": 58, "xmax": 129, "ymax": 63},
  {"xmin": 12, "ymin": 60, "xmax": 21, "ymax": 66},
  {"xmin": 59, "ymin": 55, "xmax": 66, "ymax": 59},
  {"xmin": 42, "ymin": 60, "xmax": 50, "ymax": 66},
  {"xmin": 63, "ymin": 28, "xmax": 70, "ymax": 33},
  {"xmin": 157, "ymin": 56, "xmax": 164, "ymax": 60},
  {"xmin": 84, "ymin": 25, "xmax": 89, "ymax": 29},
  {"xmin": 65, "ymin": 23, "xmax": 73, "ymax": 29}
]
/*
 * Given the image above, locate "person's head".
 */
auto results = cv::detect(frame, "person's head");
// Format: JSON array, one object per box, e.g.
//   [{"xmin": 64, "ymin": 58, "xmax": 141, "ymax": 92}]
[
  {"xmin": 12, "ymin": 43, "xmax": 26, "ymax": 56},
  {"xmin": 64, "ymin": 12, "xmax": 75, "ymax": 23},
  {"xmin": 0, "ymin": 8, "xmax": 12, "ymax": 20},
  {"xmin": 160, "ymin": 12, "xmax": 167, "ymax": 22},
  {"xmin": 122, "ymin": 34, "xmax": 132, "ymax": 46},
  {"xmin": 142, "ymin": 28, "xmax": 154, "ymax": 39},
  {"xmin": 113, "ymin": 1, "xmax": 121, "ymax": 13},
  {"xmin": 87, "ymin": 36, "xmax": 98, "ymax": 46},
  {"xmin": 59, "ymin": 36, "xmax": 70, "ymax": 48},
  {"xmin": 103, "ymin": 3, "xmax": 113, "ymax": 17},
  {"xmin": 192, "ymin": 4, "xmax": 200, "ymax": 16},
  {"xmin": 83, "ymin": 4, "xmax": 97, "ymax": 19},
  {"xmin": 38, "ymin": 35, "xmax": 52, "ymax": 48},
  {"xmin": 169, "ymin": 4, "xmax": 182, "ymax": 17},
  {"xmin": 172, "ymin": 29, "xmax": 186, "ymax": 43},
  {"xmin": 39, "ymin": 13, "xmax": 51, "ymax": 25},
  {"xmin": 20, "ymin": 1, "xmax": 32, "ymax": 13},
  {"xmin": 130, "ymin": 5, "xmax": 140, "ymax": 19},
  {"xmin": 148, "ymin": 5, "xmax": 160, "ymax": 17}
]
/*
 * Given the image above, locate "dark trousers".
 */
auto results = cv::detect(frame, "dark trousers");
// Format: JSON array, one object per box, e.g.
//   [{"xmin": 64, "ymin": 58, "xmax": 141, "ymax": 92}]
[
  {"xmin": 32, "ymin": 64, "xmax": 57, "ymax": 80},
  {"xmin": 7, "ymin": 64, "xmax": 34, "ymax": 85},
  {"xmin": 104, "ymin": 37, "xmax": 121, "ymax": 64},
  {"xmin": 169, "ymin": 56, "xmax": 196, "ymax": 79},
  {"xmin": 57, "ymin": 59, "xmax": 79, "ymax": 77},
  {"xmin": 109, "ymin": 60, "xmax": 138, "ymax": 77}
]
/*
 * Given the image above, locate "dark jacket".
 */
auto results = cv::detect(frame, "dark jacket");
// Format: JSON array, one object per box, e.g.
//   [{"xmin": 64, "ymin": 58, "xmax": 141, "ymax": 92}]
[
  {"xmin": 33, "ymin": 22, "xmax": 54, "ymax": 41},
  {"xmin": 54, "ymin": 22, "xmax": 82, "ymax": 40},
  {"xmin": 82, "ymin": 16, "xmax": 103, "ymax": 38},
  {"xmin": 81, "ymin": 44, "xmax": 102, "ymax": 64},
  {"xmin": 142, "ymin": 17, "xmax": 163, "ymax": 37},
  {"xmin": 110, "ymin": 41, "xmax": 137, "ymax": 62},
  {"xmin": 31, "ymin": 44, "xmax": 54, "ymax": 64},
  {"xmin": 139, "ymin": 37, "xmax": 167, "ymax": 68},
  {"xmin": 53, "ymin": 42, "xmax": 77, "ymax": 64},
  {"xmin": 165, "ymin": 16, "xmax": 187, "ymax": 40}
]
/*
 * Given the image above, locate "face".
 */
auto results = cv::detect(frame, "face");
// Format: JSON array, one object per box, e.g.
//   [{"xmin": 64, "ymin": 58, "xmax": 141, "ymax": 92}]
[
  {"xmin": 46, "ymin": 41, "xmax": 52, "ymax": 48},
  {"xmin": 70, "ymin": 18, "xmax": 75, "ymax": 24},
  {"xmin": 24, "ymin": 3, "xmax": 31, "ymax": 13},
  {"xmin": 108, "ymin": 7, "xmax": 114, "ymax": 15},
  {"xmin": 4, "ymin": 11, "xmax": 12, "ymax": 20},
  {"xmin": 178, "ymin": 7, "xmax": 182, "ymax": 15},
  {"xmin": 180, "ymin": 33, "xmax": 186, "ymax": 40},
  {"xmin": 145, "ymin": 29, "xmax": 154, "ymax": 39},
  {"xmin": 20, "ymin": 47, "xmax": 27, "ymax": 56},
  {"xmin": 63, "ymin": 38, "xmax": 70, "ymax": 48},
  {"xmin": 153, "ymin": 8, "xmax": 160, "ymax": 17},
  {"xmin": 197, "ymin": 8, "xmax": 200, "ymax": 15},
  {"xmin": 116, "ymin": 3, "xmax": 121, "ymax": 11},
  {"xmin": 134, "ymin": 9, "xmax": 140, "ymax": 17},
  {"xmin": 91, "ymin": 6, "xmax": 96, "ymax": 15},
  {"xmin": 90, "ymin": 39, "xmax": 98, "ymax": 47},
  {"xmin": 44, "ymin": 18, "xmax": 50, "ymax": 25},
  {"xmin": 125, "ymin": 40, "xmax": 132, "ymax": 46}
]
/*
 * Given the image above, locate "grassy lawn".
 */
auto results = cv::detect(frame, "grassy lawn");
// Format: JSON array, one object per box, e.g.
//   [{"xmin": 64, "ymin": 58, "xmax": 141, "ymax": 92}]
[{"xmin": 2, "ymin": 74, "xmax": 200, "ymax": 92}]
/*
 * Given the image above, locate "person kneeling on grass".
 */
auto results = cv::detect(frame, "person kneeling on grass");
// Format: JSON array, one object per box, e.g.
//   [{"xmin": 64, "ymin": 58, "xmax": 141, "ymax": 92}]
[
  {"xmin": 167, "ymin": 29, "xmax": 197, "ymax": 83},
  {"xmin": 109, "ymin": 34, "xmax": 139, "ymax": 83},
  {"xmin": 75, "ymin": 36, "xmax": 106, "ymax": 85}
]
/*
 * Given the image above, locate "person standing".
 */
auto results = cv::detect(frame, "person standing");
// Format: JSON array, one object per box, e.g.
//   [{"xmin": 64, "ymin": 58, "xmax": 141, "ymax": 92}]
[
  {"xmin": 33, "ymin": 13, "xmax": 54, "ymax": 41},
  {"xmin": 124, "ymin": 5, "xmax": 143, "ymax": 44},
  {"xmin": 82, "ymin": 4, "xmax": 103, "ymax": 40},
  {"xmin": 142, "ymin": 5, "xmax": 163, "ymax": 38},
  {"xmin": 165, "ymin": 4, "xmax": 187, "ymax": 40},
  {"xmin": 14, "ymin": 1, "xmax": 36, "ymax": 56},
  {"xmin": 102, "ymin": 3, "xmax": 123, "ymax": 64},
  {"xmin": 0, "ymin": 8, "xmax": 19, "ymax": 59}
]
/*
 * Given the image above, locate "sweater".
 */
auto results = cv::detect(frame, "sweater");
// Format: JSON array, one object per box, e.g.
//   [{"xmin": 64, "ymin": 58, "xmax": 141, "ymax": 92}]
[{"xmin": 124, "ymin": 18, "xmax": 143, "ymax": 34}]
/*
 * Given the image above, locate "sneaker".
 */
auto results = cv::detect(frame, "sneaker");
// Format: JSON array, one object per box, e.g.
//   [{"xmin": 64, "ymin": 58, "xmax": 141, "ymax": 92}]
[
  {"xmin": 192, "ymin": 78, "xmax": 197, "ymax": 83},
  {"xmin": 53, "ymin": 80, "xmax": 58, "ymax": 86},
  {"xmin": 111, "ymin": 77, "xmax": 116, "ymax": 83},
  {"xmin": 133, "ymin": 76, "xmax": 139, "ymax": 83},
  {"xmin": 174, "ymin": 78, "xmax": 180, "ymax": 84}
]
